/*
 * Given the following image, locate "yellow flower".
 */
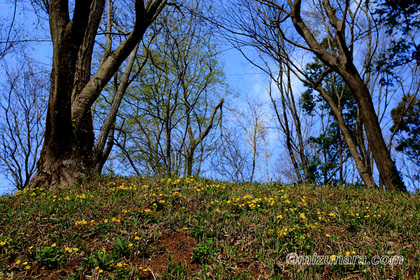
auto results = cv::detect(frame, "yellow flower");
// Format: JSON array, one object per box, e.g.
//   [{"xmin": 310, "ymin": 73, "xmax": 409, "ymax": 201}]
[
  {"xmin": 346, "ymin": 251, "xmax": 351, "ymax": 256},
  {"xmin": 329, "ymin": 213, "xmax": 336, "ymax": 218},
  {"xmin": 117, "ymin": 262, "xmax": 123, "ymax": 267},
  {"xmin": 300, "ymin": 213, "xmax": 306, "ymax": 219},
  {"xmin": 352, "ymin": 251, "xmax": 356, "ymax": 255},
  {"xmin": 52, "ymin": 243, "xmax": 56, "ymax": 247},
  {"xmin": 277, "ymin": 215, "xmax": 283, "ymax": 219},
  {"xmin": 128, "ymin": 243, "xmax": 133, "ymax": 247},
  {"xmin": 135, "ymin": 236, "xmax": 140, "ymax": 240},
  {"xmin": 15, "ymin": 259, "xmax": 21, "ymax": 265},
  {"xmin": 325, "ymin": 233, "xmax": 332, "ymax": 237},
  {"xmin": 25, "ymin": 265, "xmax": 31, "ymax": 270},
  {"xmin": 331, "ymin": 255, "xmax": 336, "ymax": 261}
]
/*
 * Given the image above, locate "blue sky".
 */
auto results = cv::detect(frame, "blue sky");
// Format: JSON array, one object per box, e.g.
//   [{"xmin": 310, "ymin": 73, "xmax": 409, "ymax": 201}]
[
  {"xmin": 0, "ymin": 2, "xmax": 273, "ymax": 195},
  {"xmin": 1, "ymin": 1, "xmax": 417, "ymax": 195}
]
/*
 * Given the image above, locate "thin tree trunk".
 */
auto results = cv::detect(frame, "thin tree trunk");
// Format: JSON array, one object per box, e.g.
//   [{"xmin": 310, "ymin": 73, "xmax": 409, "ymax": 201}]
[
  {"xmin": 314, "ymin": 85, "xmax": 378, "ymax": 189},
  {"xmin": 92, "ymin": 42, "xmax": 140, "ymax": 167},
  {"xmin": 289, "ymin": 0, "xmax": 406, "ymax": 191}
]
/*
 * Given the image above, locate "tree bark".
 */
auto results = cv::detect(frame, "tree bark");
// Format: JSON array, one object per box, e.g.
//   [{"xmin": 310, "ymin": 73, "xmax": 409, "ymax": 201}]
[{"xmin": 28, "ymin": 0, "xmax": 167, "ymax": 188}]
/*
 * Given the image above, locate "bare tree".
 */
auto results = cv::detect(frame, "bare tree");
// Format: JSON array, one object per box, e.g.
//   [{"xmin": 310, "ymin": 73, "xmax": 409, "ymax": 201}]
[
  {"xmin": 113, "ymin": 3, "xmax": 227, "ymax": 178},
  {"xmin": 0, "ymin": 59, "xmax": 48, "ymax": 189},
  {"xmin": 220, "ymin": 0, "xmax": 406, "ymax": 191},
  {"xmin": 232, "ymin": 97, "xmax": 270, "ymax": 182},
  {"xmin": 212, "ymin": 121, "xmax": 252, "ymax": 182}
]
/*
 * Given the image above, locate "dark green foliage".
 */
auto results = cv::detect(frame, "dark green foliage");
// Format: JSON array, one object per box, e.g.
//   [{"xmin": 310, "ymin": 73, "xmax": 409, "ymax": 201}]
[
  {"xmin": 374, "ymin": 0, "xmax": 420, "ymax": 35},
  {"xmin": 34, "ymin": 246, "xmax": 64, "ymax": 269},
  {"xmin": 373, "ymin": 0, "xmax": 420, "ymax": 82},
  {"xmin": 390, "ymin": 95, "xmax": 420, "ymax": 180},
  {"xmin": 300, "ymin": 38, "xmax": 357, "ymax": 185},
  {"xmin": 192, "ymin": 238, "xmax": 218, "ymax": 264}
]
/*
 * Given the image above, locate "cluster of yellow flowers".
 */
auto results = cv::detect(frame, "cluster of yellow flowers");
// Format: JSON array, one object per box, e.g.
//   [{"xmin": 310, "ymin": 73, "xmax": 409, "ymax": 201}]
[
  {"xmin": 95, "ymin": 266, "xmax": 104, "ymax": 273},
  {"xmin": 344, "ymin": 207, "xmax": 384, "ymax": 219},
  {"xmin": 75, "ymin": 193, "xmax": 94, "ymax": 199},
  {"xmin": 329, "ymin": 212, "xmax": 337, "ymax": 218},
  {"xmin": 0, "ymin": 238, "xmax": 11, "ymax": 247},
  {"xmin": 74, "ymin": 219, "xmax": 95, "ymax": 226},
  {"xmin": 330, "ymin": 251, "xmax": 357, "ymax": 261},
  {"xmin": 109, "ymin": 183, "xmax": 138, "ymax": 191},
  {"xmin": 247, "ymin": 198, "xmax": 263, "ymax": 209},
  {"xmin": 15, "ymin": 187, "xmax": 45, "ymax": 196},
  {"xmin": 298, "ymin": 196, "xmax": 308, "ymax": 207},
  {"xmin": 52, "ymin": 195, "xmax": 62, "ymax": 202},
  {"xmin": 15, "ymin": 259, "xmax": 31, "ymax": 270},
  {"xmin": 211, "ymin": 194, "xmax": 277, "ymax": 211},
  {"xmin": 185, "ymin": 176, "xmax": 195, "ymax": 184},
  {"xmin": 150, "ymin": 193, "xmax": 167, "ymax": 198},
  {"xmin": 111, "ymin": 217, "xmax": 121, "ymax": 223},
  {"xmin": 75, "ymin": 216, "xmax": 123, "ymax": 226},
  {"xmin": 294, "ymin": 233, "xmax": 311, "ymax": 241},
  {"xmin": 64, "ymin": 246, "xmax": 79, "ymax": 253},
  {"xmin": 171, "ymin": 191, "xmax": 186, "ymax": 198},
  {"xmin": 277, "ymin": 226, "xmax": 297, "ymax": 238},
  {"xmin": 264, "ymin": 197, "xmax": 276, "ymax": 206}
]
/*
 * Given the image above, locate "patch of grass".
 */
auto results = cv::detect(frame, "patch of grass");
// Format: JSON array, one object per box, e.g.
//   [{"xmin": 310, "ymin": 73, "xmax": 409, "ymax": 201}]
[{"xmin": 0, "ymin": 175, "xmax": 419, "ymax": 279}]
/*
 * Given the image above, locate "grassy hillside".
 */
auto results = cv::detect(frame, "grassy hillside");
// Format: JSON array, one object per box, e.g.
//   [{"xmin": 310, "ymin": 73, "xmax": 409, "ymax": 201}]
[{"xmin": 0, "ymin": 176, "xmax": 419, "ymax": 279}]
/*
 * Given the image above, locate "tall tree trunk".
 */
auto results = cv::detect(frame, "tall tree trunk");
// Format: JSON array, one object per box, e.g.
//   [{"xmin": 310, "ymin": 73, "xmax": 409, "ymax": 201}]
[
  {"xmin": 343, "ymin": 70, "xmax": 406, "ymax": 191},
  {"xmin": 269, "ymin": 88, "xmax": 302, "ymax": 183},
  {"xmin": 29, "ymin": 0, "xmax": 96, "ymax": 188},
  {"xmin": 289, "ymin": 0, "xmax": 406, "ymax": 191},
  {"xmin": 28, "ymin": 0, "xmax": 167, "ymax": 188}
]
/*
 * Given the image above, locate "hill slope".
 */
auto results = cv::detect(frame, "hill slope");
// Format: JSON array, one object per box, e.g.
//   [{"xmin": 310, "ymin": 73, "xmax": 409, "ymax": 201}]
[{"xmin": 1, "ymin": 176, "xmax": 419, "ymax": 279}]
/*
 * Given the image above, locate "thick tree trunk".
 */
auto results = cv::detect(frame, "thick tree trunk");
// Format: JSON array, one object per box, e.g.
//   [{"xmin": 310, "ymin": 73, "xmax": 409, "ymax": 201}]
[{"xmin": 28, "ymin": 0, "xmax": 167, "ymax": 188}]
